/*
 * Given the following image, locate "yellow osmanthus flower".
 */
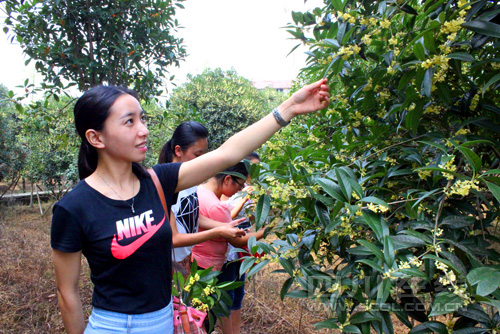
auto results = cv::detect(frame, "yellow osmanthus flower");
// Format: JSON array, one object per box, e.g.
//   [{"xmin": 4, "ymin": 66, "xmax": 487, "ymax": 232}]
[
  {"xmin": 361, "ymin": 34, "xmax": 372, "ymax": 45},
  {"xmin": 470, "ymin": 94, "xmax": 480, "ymax": 111},
  {"xmin": 367, "ymin": 203, "xmax": 389, "ymax": 213},
  {"xmin": 421, "ymin": 55, "xmax": 450, "ymax": 70},
  {"xmin": 389, "ymin": 37, "xmax": 398, "ymax": 45},
  {"xmin": 424, "ymin": 105, "xmax": 442, "ymax": 115},
  {"xmin": 409, "ymin": 256, "xmax": 423, "ymax": 267},
  {"xmin": 380, "ymin": 19, "xmax": 391, "ymax": 28},
  {"xmin": 454, "ymin": 128, "xmax": 470, "ymax": 136},
  {"xmin": 440, "ymin": 18, "xmax": 466, "ymax": 34},
  {"xmin": 445, "ymin": 179, "xmax": 480, "ymax": 197},
  {"xmin": 418, "ymin": 168, "xmax": 432, "ymax": 180}
]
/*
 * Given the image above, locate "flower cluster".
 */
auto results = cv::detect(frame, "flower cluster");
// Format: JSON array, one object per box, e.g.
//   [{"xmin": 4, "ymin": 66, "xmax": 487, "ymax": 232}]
[
  {"xmin": 191, "ymin": 298, "xmax": 209, "ymax": 312},
  {"xmin": 339, "ymin": 12, "xmax": 356, "ymax": 24},
  {"xmin": 438, "ymin": 155, "xmax": 457, "ymax": 180},
  {"xmin": 445, "ymin": 179, "xmax": 479, "ymax": 197},
  {"xmin": 367, "ymin": 203, "xmax": 389, "ymax": 213},
  {"xmin": 183, "ymin": 273, "xmax": 201, "ymax": 292}
]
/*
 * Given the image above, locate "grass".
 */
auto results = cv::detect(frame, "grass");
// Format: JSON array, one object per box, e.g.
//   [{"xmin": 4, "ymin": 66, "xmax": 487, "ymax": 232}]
[{"xmin": 0, "ymin": 202, "xmax": 409, "ymax": 334}]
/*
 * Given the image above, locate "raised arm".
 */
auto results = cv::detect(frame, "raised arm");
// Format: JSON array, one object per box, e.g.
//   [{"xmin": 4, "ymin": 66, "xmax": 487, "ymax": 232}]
[
  {"xmin": 175, "ymin": 79, "xmax": 330, "ymax": 192},
  {"xmin": 52, "ymin": 249, "xmax": 85, "ymax": 334}
]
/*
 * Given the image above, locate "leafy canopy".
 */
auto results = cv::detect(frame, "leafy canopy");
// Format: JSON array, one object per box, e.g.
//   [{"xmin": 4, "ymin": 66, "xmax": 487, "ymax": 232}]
[
  {"xmin": 167, "ymin": 68, "xmax": 287, "ymax": 149},
  {"xmin": 4, "ymin": 0, "xmax": 187, "ymax": 100},
  {"xmin": 245, "ymin": 0, "xmax": 500, "ymax": 333}
]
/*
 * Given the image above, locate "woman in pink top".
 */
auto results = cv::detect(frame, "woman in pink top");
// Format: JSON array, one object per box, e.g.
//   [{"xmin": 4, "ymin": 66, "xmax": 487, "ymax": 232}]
[
  {"xmin": 192, "ymin": 162, "xmax": 265, "ymax": 334},
  {"xmin": 192, "ymin": 162, "xmax": 262, "ymax": 271}
]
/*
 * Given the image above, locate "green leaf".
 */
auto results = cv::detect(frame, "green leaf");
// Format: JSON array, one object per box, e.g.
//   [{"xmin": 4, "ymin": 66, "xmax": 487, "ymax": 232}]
[
  {"xmin": 335, "ymin": 167, "xmax": 352, "ymax": 202},
  {"xmin": 409, "ymin": 321, "xmax": 447, "ymax": 334},
  {"xmin": 451, "ymin": 329, "xmax": 489, "ymax": 334},
  {"xmin": 314, "ymin": 201, "xmax": 331, "ymax": 227},
  {"xmin": 358, "ymin": 239, "xmax": 384, "ymax": 261},
  {"xmin": 246, "ymin": 259, "xmax": 269, "ymax": 278},
  {"xmin": 358, "ymin": 196, "xmax": 389, "ymax": 208},
  {"xmin": 278, "ymin": 256, "xmax": 295, "ymax": 276},
  {"xmin": 483, "ymin": 72, "xmax": 500, "ymax": 95},
  {"xmin": 239, "ymin": 257, "xmax": 256, "ymax": 277},
  {"xmin": 356, "ymin": 259, "xmax": 384, "ymax": 273},
  {"xmin": 413, "ymin": 42, "xmax": 426, "ymax": 61},
  {"xmin": 280, "ymin": 277, "xmax": 293, "ymax": 301},
  {"xmin": 400, "ymin": 4, "xmax": 418, "ymax": 15},
  {"xmin": 314, "ymin": 318, "xmax": 339, "ymax": 329},
  {"xmin": 467, "ymin": 267, "xmax": 500, "ymax": 296},
  {"xmin": 254, "ymin": 194, "xmax": 270, "ymax": 230},
  {"xmin": 350, "ymin": 312, "xmax": 380, "ymax": 324},
  {"xmin": 317, "ymin": 177, "xmax": 347, "ymax": 202},
  {"xmin": 422, "ymin": 67, "xmax": 433, "ymax": 98},
  {"xmin": 447, "ymin": 52, "xmax": 475, "ymax": 62},
  {"xmin": 286, "ymin": 289, "xmax": 309, "ymax": 298},
  {"xmin": 440, "ymin": 216, "xmax": 474, "ymax": 229},
  {"xmin": 462, "ymin": 20, "xmax": 500, "ymax": 38},
  {"xmin": 390, "ymin": 235, "xmax": 428, "ymax": 250},
  {"xmin": 486, "ymin": 181, "xmax": 500, "ymax": 204},
  {"xmin": 384, "ymin": 235, "xmax": 395, "ymax": 267},
  {"xmin": 343, "ymin": 325, "xmax": 362, "ymax": 333},
  {"xmin": 429, "ymin": 292, "xmax": 463, "ymax": 316},
  {"xmin": 362, "ymin": 211, "xmax": 386, "ymax": 241},
  {"xmin": 455, "ymin": 145, "xmax": 482, "ymax": 172},
  {"xmin": 376, "ymin": 278, "xmax": 392, "ymax": 304}
]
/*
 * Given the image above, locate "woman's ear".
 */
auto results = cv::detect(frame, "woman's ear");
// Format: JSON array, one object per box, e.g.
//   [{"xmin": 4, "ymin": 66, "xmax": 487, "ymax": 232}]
[
  {"xmin": 85, "ymin": 129, "xmax": 105, "ymax": 149},
  {"xmin": 174, "ymin": 145, "xmax": 183, "ymax": 158},
  {"xmin": 223, "ymin": 175, "xmax": 233, "ymax": 186}
]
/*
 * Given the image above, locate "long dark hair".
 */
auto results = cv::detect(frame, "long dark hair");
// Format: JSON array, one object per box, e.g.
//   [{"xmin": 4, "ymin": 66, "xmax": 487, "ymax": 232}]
[
  {"xmin": 214, "ymin": 162, "xmax": 249, "ymax": 186},
  {"xmin": 74, "ymin": 85, "xmax": 148, "ymax": 180},
  {"xmin": 158, "ymin": 121, "xmax": 209, "ymax": 163}
]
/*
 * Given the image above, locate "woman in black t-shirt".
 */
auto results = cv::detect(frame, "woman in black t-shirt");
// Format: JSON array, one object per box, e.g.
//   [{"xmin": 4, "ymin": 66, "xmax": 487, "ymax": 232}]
[{"xmin": 51, "ymin": 79, "xmax": 329, "ymax": 333}]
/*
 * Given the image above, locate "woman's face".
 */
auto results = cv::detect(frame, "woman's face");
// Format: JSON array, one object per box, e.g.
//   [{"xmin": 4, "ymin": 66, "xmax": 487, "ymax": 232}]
[
  {"xmin": 174, "ymin": 138, "xmax": 208, "ymax": 163},
  {"xmin": 221, "ymin": 176, "xmax": 246, "ymax": 197},
  {"xmin": 97, "ymin": 94, "xmax": 149, "ymax": 162}
]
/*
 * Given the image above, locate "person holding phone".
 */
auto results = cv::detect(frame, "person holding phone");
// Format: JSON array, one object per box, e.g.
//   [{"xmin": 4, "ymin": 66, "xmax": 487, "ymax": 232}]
[{"xmin": 51, "ymin": 79, "xmax": 329, "ymax": 333}]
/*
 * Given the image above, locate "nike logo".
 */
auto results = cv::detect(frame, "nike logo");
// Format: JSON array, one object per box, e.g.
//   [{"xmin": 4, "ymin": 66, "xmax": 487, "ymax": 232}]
[{"xmin": 111, "ymin": 215, "xmax": 165, "ymax": 259}]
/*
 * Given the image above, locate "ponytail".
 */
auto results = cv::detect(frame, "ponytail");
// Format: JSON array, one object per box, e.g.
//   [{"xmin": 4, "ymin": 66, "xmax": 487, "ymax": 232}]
[
  {"xmin": 158, "ymin": 139, "xmax": 175, "ymax": 163},
  {"xmin": 77, "ymin": 140, "xmax": 98, "ymax": 180},
  {"xmin": 158, "ymin": 121, "xmax": 208, "ymax": 164}
]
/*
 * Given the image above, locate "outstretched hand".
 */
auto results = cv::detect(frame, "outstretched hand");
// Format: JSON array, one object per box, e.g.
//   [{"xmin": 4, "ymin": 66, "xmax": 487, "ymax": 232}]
[{"xmin": 287, "ymin": 78, "xmax": 330, "ymax": 116}]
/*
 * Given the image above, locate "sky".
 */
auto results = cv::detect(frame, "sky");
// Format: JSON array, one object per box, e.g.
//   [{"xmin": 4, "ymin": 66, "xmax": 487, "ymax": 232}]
[{"xmin": 0, "ymin": 0, "xmax": 323, "ymax": 96}]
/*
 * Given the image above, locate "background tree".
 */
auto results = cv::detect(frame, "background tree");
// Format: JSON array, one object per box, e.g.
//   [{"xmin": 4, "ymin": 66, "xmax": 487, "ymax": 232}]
[
  {"xmin": 167, "ymin": 68, "xmax": 287, "ymax": 149},
  {"xmin": 0, "ymin": 85, "xmax": 26, "ymax": 196},
  {"xmin": 245, "ymin": 1, "xmax": 500, "ymax": 333},
  {"xmin": 3, "ymin": 0, "xmax": 187, "ymax": 100}
]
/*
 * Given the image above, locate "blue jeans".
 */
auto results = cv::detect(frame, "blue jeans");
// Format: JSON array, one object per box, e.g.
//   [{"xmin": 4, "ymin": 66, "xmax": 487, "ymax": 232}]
[
  {"xmin": 84, "ymin": 301, "xmax": 173, "ymax": 334},
  {"xmin": 218, "ymin": 261, "xmax": 245, "ymax": 311}
]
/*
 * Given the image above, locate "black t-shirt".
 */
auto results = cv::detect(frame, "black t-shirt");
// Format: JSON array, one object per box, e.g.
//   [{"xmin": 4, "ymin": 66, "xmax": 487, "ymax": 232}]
[{"xmin": 51, "ymin": 163, "xmax": 180, "ymax": 314}]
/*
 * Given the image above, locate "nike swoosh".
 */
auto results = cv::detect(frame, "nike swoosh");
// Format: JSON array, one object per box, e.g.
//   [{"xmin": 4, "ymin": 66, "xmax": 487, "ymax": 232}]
[{"xmin": 111, "ymin": 216, "xmax": 165, "ymax": 260}]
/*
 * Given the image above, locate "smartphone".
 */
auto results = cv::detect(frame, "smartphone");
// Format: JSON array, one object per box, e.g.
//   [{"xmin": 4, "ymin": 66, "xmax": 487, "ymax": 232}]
[{"xmin": 235, "ymin": 218, "xmax": 251, "ymax": 230}]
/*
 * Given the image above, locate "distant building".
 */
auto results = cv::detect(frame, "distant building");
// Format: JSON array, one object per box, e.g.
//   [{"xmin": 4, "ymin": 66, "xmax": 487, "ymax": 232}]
[{"xmin": 252, "ymin": 80, "xmax": 292, "ymax": 93}]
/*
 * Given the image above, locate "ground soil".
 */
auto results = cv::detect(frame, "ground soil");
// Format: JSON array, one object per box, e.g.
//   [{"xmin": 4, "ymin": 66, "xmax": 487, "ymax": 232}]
[{"xmin": 0, "ymin": 203, "xmax": 413, "ymax": 334}]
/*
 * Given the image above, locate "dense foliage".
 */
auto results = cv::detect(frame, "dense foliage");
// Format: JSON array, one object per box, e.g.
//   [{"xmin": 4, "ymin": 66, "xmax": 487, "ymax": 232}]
[
  {"xmin": 0, "ymin": 85, "xmax": 25, "ymax": 189},
  {"xmin": 4, "ymin": 0, "xmax": 186, "ymax": 100},
  {"xmin": 246, "ymin": 0, "xmax": 500, "ymax": 333},
  {"xmin": 167, "ymin": 68, "xmax": 287, "ymax": 149}
]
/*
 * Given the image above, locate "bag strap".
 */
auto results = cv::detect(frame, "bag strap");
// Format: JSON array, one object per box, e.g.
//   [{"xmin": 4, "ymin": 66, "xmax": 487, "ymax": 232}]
[
  {"xmin": 147, "ymin": 169, "xmax": 188, "ymax": 309},
  {"xmin": 148, "ymin": 168, "xmax": 168, "ymax": 214}
]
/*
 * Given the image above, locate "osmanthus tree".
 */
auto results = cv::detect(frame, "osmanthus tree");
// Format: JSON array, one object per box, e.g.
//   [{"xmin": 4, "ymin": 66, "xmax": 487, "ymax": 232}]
[
  {"xmin": 3, "ymin": 0, "xmax": 187, "ymax": 100},
  {"xmin": 242, "ymin": 0, "xmax": 500, "ymax": 333}
]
